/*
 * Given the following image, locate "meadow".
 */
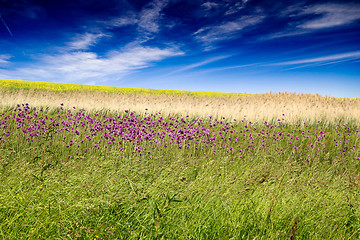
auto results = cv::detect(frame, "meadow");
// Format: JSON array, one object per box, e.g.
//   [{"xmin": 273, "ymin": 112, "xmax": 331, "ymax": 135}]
[
  {"xmin": 1, "ymin": 79, "xmax": 359, "ymax": 124},
  {"xmin": 0, "ymin": 79, "xmax": 359, "ymax": 239}
]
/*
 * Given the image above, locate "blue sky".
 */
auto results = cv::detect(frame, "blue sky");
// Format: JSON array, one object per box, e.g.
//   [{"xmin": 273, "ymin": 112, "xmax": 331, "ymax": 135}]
[{"xmin": 0, "ymin": 0, "xmax": 359, "ymax": 97}]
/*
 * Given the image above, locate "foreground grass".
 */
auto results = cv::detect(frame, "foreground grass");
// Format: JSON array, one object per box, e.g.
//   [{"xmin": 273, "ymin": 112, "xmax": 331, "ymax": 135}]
[{"xmin": 0, "ymin": 104, "xmax": 359, "ymax": 239}]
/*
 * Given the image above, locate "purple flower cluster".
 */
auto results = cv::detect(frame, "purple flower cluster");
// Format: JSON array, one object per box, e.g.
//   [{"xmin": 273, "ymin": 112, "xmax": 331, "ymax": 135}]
[{"xmin": 0, "ymin": 103, "xmax": 359, "ymax": 162}]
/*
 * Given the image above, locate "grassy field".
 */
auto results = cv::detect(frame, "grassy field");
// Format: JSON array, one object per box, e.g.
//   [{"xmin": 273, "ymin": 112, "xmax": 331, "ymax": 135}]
[
  {"xmin": 0, "ymin": 79, "xmax": 360, "ymax": 239},
  {"xmin": 1, "ymin": 79, "xmax": 359, "ymax": 124}
]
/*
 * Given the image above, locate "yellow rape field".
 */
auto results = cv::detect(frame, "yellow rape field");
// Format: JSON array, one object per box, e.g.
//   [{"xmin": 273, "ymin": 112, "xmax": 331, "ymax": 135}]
[{"xmin": 0, "ymin": 79, "xmax": 247, "ymax": 97}]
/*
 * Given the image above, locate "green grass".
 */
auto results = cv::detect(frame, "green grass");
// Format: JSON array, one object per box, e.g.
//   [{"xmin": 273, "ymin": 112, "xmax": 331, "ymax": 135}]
[{"xmin": 0, "ymin": 105, "xmax": 359, "ymax": 239}]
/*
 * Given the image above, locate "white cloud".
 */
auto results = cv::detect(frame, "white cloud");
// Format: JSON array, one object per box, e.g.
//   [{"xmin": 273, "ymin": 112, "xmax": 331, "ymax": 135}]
[
  {"xmin": 101, "ymin": 0, "xmax": 169, "ymax": 37},
  {"xmin": 267, "ymin": 51, "xmax": 360, "ymax": 68},
  {"xmin": 0, "ymin": 54, "xmax": 11, "ymax": 65},
  {"xmin": 194, "ymin": 15, "xmax": 265, "ymax": 44},
  {"xmin": 67, "ymin": 33, "xmax": 109, "ymax": 50},
  {"xmin": 103, "ymin": 14, "xmax": 139, "ymax": 28},
  {"xmin": 201, "ymin": 2, "xmax": 219, "ymax": 11},
  {"xmin": 138, "ymin": 0, "xmax": 169, "ymax": 33},
  {"xmin": 298, "ymin": 3, "xmax": 360, "ymax": 29},
  {"xmin": 225, "ymin": 0, "xmax": 248, "ymax": 15},
  {"xmin": 1, "ymin": 45, "xmax": 183, "ymax": 83}
]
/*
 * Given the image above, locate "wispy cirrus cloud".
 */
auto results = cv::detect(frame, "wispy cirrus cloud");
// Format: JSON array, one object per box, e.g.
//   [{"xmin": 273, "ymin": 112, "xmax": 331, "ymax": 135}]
[
  {"xmin": 194, "ymin": 15, "xmax": 265, "ymax": 44},
  {"xmin": 267, "ymin": 51, "xmax": 360, "ymax": 69},
  {"xmin": 225, "ymin": 0, "xmax": 249, "ymax": 15},
  {"xmin": 138, "ymin": 0, "xmax": 169, "ymax": 34},
  {"xmin": 103, "ymin": 0, "xmax": 169, "ymax": 35},
  {"xmin": 194, "ymin": 63, "xmax": 259, "ymax": 75},
  {"xmin": 67, "ymin": 33, "xmax": 109, "ymax": 50},
  {"xmin": 102, "ymin": 13, "xmax": 139, "ymax": 28},
  {"xmin": 265, "ymin": 2, "xmax": 360, "ymax": 40},
  {"xmin": 167, "ymin": 55, "xmax": 231, "ymax": 75},
  {"xmin": 201, "ymin": 2, "xmax": 219, "ymax": 12},
  {"xmin": 298, "ymin": 3, "xmax": 360, "ymax": 30},
  {"xmin": 195, "ymin": 51, "xmax": 360, "ymax": 73},
  {"xmin": 0, "ymin": 54, "xmax": 11, "ymax": 65},
  {"xmin": 200, "ymin": 0, "xmax": 249, "ymax": 16}
]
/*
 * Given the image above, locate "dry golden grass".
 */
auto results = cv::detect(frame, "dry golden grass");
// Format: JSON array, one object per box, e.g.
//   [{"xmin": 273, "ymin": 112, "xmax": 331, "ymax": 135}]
[{"xmin": 1, "ymin": 88, "xmax": 359, "ymax": 124}]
